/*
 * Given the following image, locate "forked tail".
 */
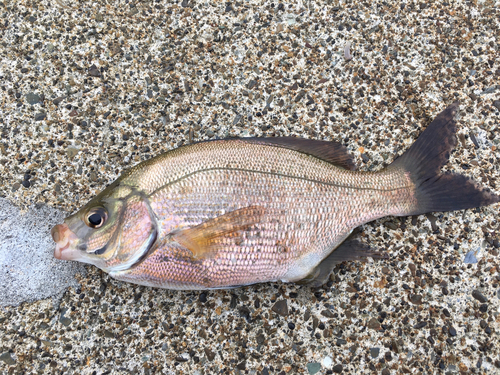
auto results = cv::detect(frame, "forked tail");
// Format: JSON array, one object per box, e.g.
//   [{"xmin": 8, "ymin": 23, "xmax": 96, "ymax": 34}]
[{"xmin": 388, "ymin": 101, "xmax": 499, "ymax": 215}]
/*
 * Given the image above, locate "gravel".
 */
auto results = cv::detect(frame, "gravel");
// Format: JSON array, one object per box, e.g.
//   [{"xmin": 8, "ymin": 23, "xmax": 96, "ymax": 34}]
[{"xmin": 1, "ymin": 0, "xmax": 500, "ymax": 374}]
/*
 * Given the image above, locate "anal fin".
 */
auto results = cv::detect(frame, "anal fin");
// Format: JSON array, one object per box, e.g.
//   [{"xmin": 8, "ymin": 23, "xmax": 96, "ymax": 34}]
[{"xmin": 297, "ymin": 240, "xmax": 388, "ymax": 287}]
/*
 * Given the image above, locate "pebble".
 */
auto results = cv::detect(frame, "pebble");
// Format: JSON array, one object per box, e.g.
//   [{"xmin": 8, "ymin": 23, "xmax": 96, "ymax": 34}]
[
  {"xmin": 307, "ymin": 362, "xmax": 321, "ymax": 375},
  {"xmin": 472, "ymin": 289, "xmax": 488, "ymax": 303},
  {"xmin": 53, "ymin": 96, "xmax": 67, "ymax": 105},
  {"xmin": 367, "ymin": 318, "xmax": 381, "ymax": 330},
  {"xmin": 0, "ymin": 352, "xmax": 15, "ymax": 365},
  {"xmin": 449, "ymin": 326, "xmax": 457, "ymax": 337},
  {"xmin": 199, "ymin": 292, "xmax": 207, "ymax": 303},
  {"xmin": 59, "ymin": 309, "xmax": 72, "ymax": 326},
  {"xmin": 409, "ymin": 294, "xmax": 423, "ymax": 305},
  {"xmin": 271, "ymin": 300, "xmax": 288, "ymax": 316},
  {"xmin": 34, "ymin": 113, "xmax": 46, "ymax": 121},
  {"xmin": 322, "ymin": 356, "xmax": 333, "ymax": 367},
  {"xmin": 66, "ymin": 145, "xmax": 79, "ymax": 160},
  {"xmin": 332, "ymin": 364, "xmax": 343, "ymax": 373},
  {"xmin": 26, "ymin": 93, "xmax": 41, "ymax": 105},
  {"xmin": 464, "ymin": 249, "xmax": 479, "ymax": 264},
  {"xmin": 88, "ymin": 64, "xmax": 101, "ymax": 77},
  {"xmin": 370, "ymin": 348, "xmax": 380, "ymax": 358}
]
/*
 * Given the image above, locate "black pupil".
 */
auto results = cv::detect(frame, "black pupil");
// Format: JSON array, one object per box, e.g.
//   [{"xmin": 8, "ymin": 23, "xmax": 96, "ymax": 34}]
[{"xmin": 88, "ymin": 212, "xmax": 103, "ymax": 226}]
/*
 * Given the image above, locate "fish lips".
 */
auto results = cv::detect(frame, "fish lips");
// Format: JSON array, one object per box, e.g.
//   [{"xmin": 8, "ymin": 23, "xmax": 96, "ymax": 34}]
[{"xmin": 51, "ymin": 223, "xmax": 80, "ymax": 261}]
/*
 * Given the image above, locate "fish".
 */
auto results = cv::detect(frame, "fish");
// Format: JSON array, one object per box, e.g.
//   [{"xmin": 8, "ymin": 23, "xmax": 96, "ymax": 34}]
[{"xmin": 51, "ymin": 102, "xmax": 499, "ymax": 289}]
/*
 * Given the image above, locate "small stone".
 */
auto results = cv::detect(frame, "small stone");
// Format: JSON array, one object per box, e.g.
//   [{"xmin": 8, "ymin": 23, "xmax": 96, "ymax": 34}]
[
  {"xmin": 384, "ymin": 221, "xmax": 398, "ymax": 230},
  {"xmin": 11, "ymin": 183, "xmax": 20, "ymax": 192},
  {"xmin": 271, "ymin": 300, "xmax": 288, "ymax": 316},
  {"xmin": 492, "ymin": 100, "xmax": 500, "ymax": 111},
  {"xmin": 90, "ymin": 172, "xmax": 97, "ymax": 182},
  {"xmin": 22, "ymin": 180, "xmax": 30, "ymax": 188},
  {"xmin": 426, "ymin": 213, "xmax": 438, "ymax": 231},
  {"xmin": 199, "ymin": 292, "xmax": 207, "ymax": 303},
  {"xmin": 59, "ymin": 311, "xmax": 72, "ymax": 326},
  {"xmin": 294, "ymin": 90, "xmax": 306, "ymax": 102},
  {"xmin": 236, "ymin": 361, "xmax": 246, "ymax": 370},
  {"xmin": 0, "ymin": 352, "xmax": 15, "ymax": 365},
  {"xmin": 370, "ymin": 348, "xmax": 380, "ymax": 358},
  {"xmin": 103, "ymin": 330, "xmax": 114, "ymax": 338},
  {"xmin": 464, "ymin": 249, "xmax": 479, "ymax": 264},
  {"xmin": 53, "ymin": 96, "xmax": 67, "ymax": 105},
  {"xmin": 232, "ymin": 114, "xmax": 242, "ymax": 126},
  {"xmin": 307, "ymin": 362, "xmax": 321, "ymax": 374},
  {"xmin": 409, "ymin": 294, "xmax": 423, "ymax": 305},
  {"xmin": 368, "ymin": 318, "xmax": 381, "ymax": 330},
  {"xmin": 322, "ymin": 356, "xmax": 333, "ymax": 367},
  {"xmin": 414, "ymin": 321, "xmax": 427, "ymax": 329},
  {"xmin": 336, "ymin": 338, "xmax": 347, "ymax": 346},
  {"xmin": 332, "ymin": 364, "xmax": 343, "ymax": 373},
  {"xmin": 472, "ymin": 289, "xmax": 488, "ymax": 303},
  {"xmin": 256, "ymin": 333, "xmax": 266, "ymax": 344},
  {"xmin": 247, "ymin": 80, "xmax": 257, "ymax": 89},
  {"xmin": 66, "ymin": 145, "xmax": 79, "ymax": 159},
  {"xmin": 204, "ymin": 347, "xmax": 216, "ymax": 361},
  {"xmin": 26, "ymin": 93, "xmax": 42, "ymax": 105},
  {"xmin": 34, "ymin": 113, "xmax": 46, "ymax": 121},
  {"xmin": 449, "ymin": 326, "xmax": 457, "ymax": 337},
  {"xmin": 206, "ymin": 129, "xmax": 215, "ymax": 137},
  {"xmin": 88, "ymin": 64, "xmax": 101, "ymax": 77},
  {"xmin": 321, "ymin": 309, "xmax": 334, "ymax": 318}
]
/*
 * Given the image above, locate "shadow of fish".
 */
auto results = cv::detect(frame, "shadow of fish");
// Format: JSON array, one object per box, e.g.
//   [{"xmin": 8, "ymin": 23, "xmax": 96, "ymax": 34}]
[{"xmin": 51, "ymin": 102, "xmax": 499, "ymax": 289}]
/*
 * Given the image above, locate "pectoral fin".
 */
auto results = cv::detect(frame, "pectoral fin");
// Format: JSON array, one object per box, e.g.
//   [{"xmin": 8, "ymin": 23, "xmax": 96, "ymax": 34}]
[
  {"xmin": 171, "ymin": 206, "xmax": 266, "ymax": 259},
  {"xmin": 298, "ymin": 240, "xmax": 388, "ymax": 287}
]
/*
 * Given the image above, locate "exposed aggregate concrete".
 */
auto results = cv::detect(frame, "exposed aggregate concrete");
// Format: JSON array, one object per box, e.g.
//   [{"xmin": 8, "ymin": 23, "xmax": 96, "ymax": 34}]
[{"xmin": 0, "ymin": 0, "xmax": 499, "ymax": 374}]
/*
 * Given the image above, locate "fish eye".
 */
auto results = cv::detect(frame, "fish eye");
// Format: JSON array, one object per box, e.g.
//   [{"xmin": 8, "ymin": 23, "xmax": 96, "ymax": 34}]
[{"xmin": 85, "ymin": 207, "xmax": 108, "ymax": 229}]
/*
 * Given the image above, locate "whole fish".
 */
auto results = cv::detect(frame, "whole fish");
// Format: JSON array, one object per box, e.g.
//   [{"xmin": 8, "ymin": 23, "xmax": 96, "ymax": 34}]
[{"xmin": 52, "ymin": 102, "xmax": 499, "ymax": 289}]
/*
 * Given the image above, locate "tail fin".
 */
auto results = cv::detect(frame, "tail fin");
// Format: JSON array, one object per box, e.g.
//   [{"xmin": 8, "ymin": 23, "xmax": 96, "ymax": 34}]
[{"xmin": 388, "ymin": 101, "xmax": 499, "ymax": 215}]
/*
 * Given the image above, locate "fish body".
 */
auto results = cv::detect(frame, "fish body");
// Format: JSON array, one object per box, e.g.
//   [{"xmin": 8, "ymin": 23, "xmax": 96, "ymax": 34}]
[{"xmin": 52, "ymin": 102, "xmax": 499, "ymax": 289}]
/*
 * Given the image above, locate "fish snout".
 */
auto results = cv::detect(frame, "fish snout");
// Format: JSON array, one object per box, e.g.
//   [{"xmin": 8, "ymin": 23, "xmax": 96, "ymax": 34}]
[{"xmin": 52, "ymin": 223, "xmax": 77, "ymax": 260}]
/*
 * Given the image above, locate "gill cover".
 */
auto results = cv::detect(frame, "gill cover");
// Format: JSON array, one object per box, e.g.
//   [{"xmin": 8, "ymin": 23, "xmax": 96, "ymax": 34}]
[{"xmin": 58, "ymin": 182, "xmax": 158, "ymax": 272}]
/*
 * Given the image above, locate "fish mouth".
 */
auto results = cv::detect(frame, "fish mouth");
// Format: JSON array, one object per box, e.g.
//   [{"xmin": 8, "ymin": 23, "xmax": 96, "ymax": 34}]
[{"xmin": 51, "ymin": 223, "xmax": 79, "ymax": 260}]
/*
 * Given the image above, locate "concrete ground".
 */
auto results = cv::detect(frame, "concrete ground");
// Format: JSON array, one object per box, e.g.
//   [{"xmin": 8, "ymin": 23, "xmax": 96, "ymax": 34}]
[{"xmin": 0, "ymin": 0, "xmax": 499, "ymax": 374}]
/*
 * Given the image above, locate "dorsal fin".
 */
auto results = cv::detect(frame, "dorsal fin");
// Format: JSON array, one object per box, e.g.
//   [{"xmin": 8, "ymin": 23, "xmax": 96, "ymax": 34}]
[{"xmin": 236, "ymin": 137, "xmax": 356, "ymax": 171}]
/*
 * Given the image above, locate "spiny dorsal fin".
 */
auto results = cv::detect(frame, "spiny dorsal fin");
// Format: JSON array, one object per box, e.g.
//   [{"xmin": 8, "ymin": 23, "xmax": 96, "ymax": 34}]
[
  {"xmin": 237, "ymin": 137, "xmax": 356, "ymax": 171},
  {"xmin": 171, "ymin": 206, "xmax": 266, "ymax": 259}
]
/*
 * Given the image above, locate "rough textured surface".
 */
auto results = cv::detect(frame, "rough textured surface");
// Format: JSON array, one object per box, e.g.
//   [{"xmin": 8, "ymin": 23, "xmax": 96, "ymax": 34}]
[
  {"xmin": 0, "ymin": 0, "xmax": 499, "ymax": 374},
  {"xmin": 0, "ymin": 198, "xmax": 86, "ymax": 307}
]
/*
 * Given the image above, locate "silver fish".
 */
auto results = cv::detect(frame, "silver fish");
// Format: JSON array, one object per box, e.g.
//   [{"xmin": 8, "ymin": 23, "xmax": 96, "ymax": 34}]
[{"xmin": 51, "ymin": 102, "xmax": 499, "ymax": 289}]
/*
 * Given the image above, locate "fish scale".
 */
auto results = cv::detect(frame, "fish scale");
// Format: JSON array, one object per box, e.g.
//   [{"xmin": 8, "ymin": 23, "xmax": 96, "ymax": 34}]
[
  {"xmin": 51, "ymin": 103, "xmax": 500, "ymax": 290},
  {"xmin": 110, "ymin": 152, "xmax": 415, "ymax": 289}
]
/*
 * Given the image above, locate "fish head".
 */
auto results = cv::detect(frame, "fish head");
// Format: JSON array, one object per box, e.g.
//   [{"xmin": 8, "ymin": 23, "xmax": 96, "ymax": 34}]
[{"xmin": 51, "ymin": 181, "xmax": 157, "ymax": 272}]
